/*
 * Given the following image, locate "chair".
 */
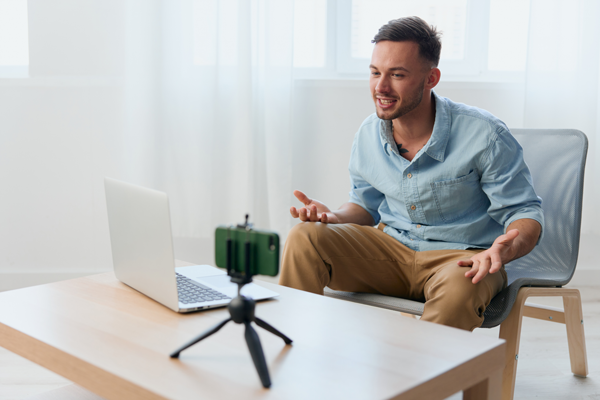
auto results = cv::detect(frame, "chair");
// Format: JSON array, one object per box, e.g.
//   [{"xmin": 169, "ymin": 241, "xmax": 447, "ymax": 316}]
[{"xmin": 324, "ymin": 129, "xmax": 589, "ymax": 400}]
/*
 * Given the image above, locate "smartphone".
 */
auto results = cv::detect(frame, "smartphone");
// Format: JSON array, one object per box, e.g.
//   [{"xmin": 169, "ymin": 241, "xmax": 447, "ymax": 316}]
[{"xmin": 214, "ymin": 226, "xmax": 280, "ymax": 277}]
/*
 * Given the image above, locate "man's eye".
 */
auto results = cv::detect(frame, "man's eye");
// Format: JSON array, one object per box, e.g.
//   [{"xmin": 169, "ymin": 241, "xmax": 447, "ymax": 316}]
[
  {"xmin": 370, "ymin": 71, "xmax": 380, "ymax": 76},
  {"xmin": 393, "ymin": 74, "xmax": 405, "ymax": 78}
]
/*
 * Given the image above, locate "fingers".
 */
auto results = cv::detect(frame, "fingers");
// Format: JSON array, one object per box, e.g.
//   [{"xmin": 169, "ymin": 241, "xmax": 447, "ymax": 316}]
[
  {"xmin": 296, "ymin": 207, "xmax": 310, "ymax": 221},
  {"xmin": 293, "ymin": 205, "xmax": 321, "ymax": 222},
  {"xmin": 465, "ymin": 259, "xmax": 480, "ymax": 278},
  {"xmin": 496, "ymin": 229, "xmax": 519, "ymax": 245},
  {"xmin": 506, "ymin": 229, "xmax": 520, "ymax": 240},
  {"xmin": 309, "ymin": 205, "xmax": 320, "ymax": 222},
  {"xmin": 471, "ymin": 258, "xmax": 491, "ymax": 284},
  {"xmin": 291, "ymin": 204, "xmax": 330, "ymax": 223},
  {"xmin": 465, "ymin": 259, "xmax": 488, "ymax": 283},
  {"xmin": 457, "ymin": 259, "xmax": 473, "ymax": 267},
  {"xmin": 293, "ymin": 190, "xmax": 312, "ymax": 206},
  {"xmin": 291, "ymin": 206, "xmax": 309, "ymax": 221},
  {"xmin": 489, "ymin": 251, "xmax": 503, "ymax": 274},
  {"xmin": 462, "ymin": 247, "xmax": 504, "ymax": 284},
  {"xmin": 500, "ymin": 229, "xmax": 519, "ymax": 248}
]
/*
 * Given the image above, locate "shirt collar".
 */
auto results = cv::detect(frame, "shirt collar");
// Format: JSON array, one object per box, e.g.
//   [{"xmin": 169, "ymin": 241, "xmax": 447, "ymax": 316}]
[
  {"xmin": 424, "ymin": 91, "xmax": 450, "ymax": 162},
  {"xmin": 378, "ymin": 91, "xmax": 450, "ymax": 162},
  {"xmin": 379, "ymin": 119, "xmax": 397, "ymax": 155}
]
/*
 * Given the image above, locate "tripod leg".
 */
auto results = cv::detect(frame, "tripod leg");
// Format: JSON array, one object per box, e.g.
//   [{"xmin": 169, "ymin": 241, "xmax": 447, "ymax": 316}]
[
  {"xmin": 170, "ymin": 318, "xmax": 232, "ymax": 358},
  {"xmin": 254, "ymin": 317, "xmax": 293, "ymax": 345},
  {"xmin": 244, "ymin": 322, "xmax": 271, "ymax": 388}
]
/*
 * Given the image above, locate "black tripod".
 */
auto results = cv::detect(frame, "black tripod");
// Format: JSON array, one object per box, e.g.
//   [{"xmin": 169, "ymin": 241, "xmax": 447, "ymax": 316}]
[{"xmin": 170, "ymin": 220, "xmax": 292, "ymax": 388}]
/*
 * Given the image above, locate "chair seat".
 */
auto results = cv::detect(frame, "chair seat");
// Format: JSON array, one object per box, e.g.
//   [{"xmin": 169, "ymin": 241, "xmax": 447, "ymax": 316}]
[
  {"xmin": 326, "ymin": 279, "xmax": 565, "ymax": 328},
  {"xmin": 324, "ymin": 287, "xmax": 425, "ymax": 315}
]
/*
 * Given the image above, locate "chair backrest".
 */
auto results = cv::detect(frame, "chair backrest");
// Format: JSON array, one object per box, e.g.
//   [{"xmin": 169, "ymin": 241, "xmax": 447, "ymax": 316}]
[{"xmin": 506, "ymin": 129, "xmax": 588, "ymax": 286}]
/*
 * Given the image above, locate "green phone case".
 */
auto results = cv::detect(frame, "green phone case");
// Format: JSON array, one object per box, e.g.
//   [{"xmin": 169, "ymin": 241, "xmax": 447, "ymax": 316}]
[{"xmin": 214, "ymin": 226, "xmax": 280, "ymax": 277}]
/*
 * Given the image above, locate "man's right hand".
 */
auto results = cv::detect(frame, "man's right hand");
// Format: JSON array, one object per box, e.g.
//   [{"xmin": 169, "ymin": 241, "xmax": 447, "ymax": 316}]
[{"xmin": 290, "ymin": 190, "xmax": 339, "ymax": 223}]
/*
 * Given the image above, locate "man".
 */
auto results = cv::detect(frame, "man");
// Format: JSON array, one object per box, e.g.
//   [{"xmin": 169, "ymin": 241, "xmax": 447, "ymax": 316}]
[{"xmin": 279, "ymin": 16, "xmax": 543, "ymax": 331}]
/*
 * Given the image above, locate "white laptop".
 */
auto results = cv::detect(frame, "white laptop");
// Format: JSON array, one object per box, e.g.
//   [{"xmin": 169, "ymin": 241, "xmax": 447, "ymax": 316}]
[{"xmin": 104, "ymin": 177, "xmax": 279, "ymax": 313}]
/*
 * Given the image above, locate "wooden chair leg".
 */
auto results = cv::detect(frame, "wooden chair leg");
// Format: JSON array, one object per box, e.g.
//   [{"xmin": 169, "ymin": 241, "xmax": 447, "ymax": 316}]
[
  {"xmin": 498, "ymin": 291, "xmax": 527, "ymax": 400},
  {"xmin": 498, "ymin": 287, "xmax": 589, "ymax": 400},
  {"xmin": 563, "ymin": 292, "xmax": 588, "ymax": 377}
]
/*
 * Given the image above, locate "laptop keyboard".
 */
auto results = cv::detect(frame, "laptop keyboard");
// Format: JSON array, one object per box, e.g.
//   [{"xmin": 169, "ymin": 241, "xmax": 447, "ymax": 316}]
[{"xmin": 176, "ymin": 273, "xmax": 231, "ymax": 304}]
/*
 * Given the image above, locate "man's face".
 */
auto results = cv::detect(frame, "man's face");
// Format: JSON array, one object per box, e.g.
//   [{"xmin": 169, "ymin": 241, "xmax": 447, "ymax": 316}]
[{"xmin": 369, "ymin": 40, "xmax": 431, "ymax": 121}]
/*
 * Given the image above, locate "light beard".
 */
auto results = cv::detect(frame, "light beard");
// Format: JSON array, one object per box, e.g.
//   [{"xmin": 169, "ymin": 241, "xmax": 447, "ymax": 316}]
[{"xmin": 375, "ymin": 79, "xmax": 426, "ymax": 121}]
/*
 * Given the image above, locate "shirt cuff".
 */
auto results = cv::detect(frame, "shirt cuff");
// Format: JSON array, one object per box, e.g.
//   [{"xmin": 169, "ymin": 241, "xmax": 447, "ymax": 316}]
[{"xmin": 504, "ymin": 209, "xmax": 545, "ymax": 245}]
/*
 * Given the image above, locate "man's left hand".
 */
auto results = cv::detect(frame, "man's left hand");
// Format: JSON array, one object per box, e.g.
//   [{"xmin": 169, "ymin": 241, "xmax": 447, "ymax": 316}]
[{"xmin": 458, "ymin": 229, "xmax": 519, "ymax": 284}]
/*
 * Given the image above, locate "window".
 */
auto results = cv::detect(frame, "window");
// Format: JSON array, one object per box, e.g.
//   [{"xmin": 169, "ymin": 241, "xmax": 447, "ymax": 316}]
[
  {"xmin": 487, "ymin": 0, "xmax": 530, "ymax": 72},
  {"xmin": 190, "ymin": 0, "xmax": 531, "ymax": 80},
  {"xmin": 350, "ymin": 0, "xmax": 468, "ymax": 60},
  {"xmin": 302, "ymin": 0, "xmax": 531, "ymax": 80},
  {"xmin": 0, "ymin": 0, "xmax": 29, "ymax": 77},
  {"xmin": 336, "ymin": 0, "xmax": 490, "ymax": 76}
]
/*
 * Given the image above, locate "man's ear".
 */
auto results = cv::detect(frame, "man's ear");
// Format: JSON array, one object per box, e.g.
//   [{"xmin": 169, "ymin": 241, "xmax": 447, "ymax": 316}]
[{"xmin": 426, "ymin": 67, "xmax": 441, "ymax": 89}]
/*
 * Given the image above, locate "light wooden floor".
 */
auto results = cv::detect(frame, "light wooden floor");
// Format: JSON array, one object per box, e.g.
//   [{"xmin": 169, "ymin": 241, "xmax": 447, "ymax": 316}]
[{"xmin": 1, "ymin": 282, "xmax": 598, "ymax": 400}]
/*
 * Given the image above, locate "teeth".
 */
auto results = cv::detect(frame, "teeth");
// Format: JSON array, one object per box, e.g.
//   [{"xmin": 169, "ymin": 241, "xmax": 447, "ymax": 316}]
[{"xmin": 380, "ymin": 99, "xmax": 395, "ymax": 104}]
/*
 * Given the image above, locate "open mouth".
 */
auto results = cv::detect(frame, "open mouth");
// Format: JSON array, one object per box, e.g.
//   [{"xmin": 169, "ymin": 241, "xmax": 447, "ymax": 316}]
[{"xmin": 377, "ymin": 98, "xmax": 397, "ymax": 109}]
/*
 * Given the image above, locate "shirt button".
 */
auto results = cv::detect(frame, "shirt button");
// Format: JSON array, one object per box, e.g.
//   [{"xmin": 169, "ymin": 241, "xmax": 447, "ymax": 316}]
[
  {"xmin": 410, "ymin": 205, "xmax": 416, "ymax": 210},
  {"xmin": 407, "ymin": 173, "xmax": 412, "ymax": 179},
  {"xmin": 416, "ymin": 224, "xmax": 422, "ymax": 228}
]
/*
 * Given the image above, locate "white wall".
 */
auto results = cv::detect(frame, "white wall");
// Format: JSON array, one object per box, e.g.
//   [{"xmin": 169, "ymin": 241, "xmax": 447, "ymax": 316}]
[{"xmin": 0, "ymin": 79, "xmax": 119, "ymax": 274}]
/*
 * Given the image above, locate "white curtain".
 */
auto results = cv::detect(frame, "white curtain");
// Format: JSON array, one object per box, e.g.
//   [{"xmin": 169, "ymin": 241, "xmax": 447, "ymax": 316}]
[
  {"xmin": 123, "ymin": 0, "xmax": 295, "ymax": 242},
  {"xmin": 523, "ymin": 0, "xmax": 600, "ymax": 234}
]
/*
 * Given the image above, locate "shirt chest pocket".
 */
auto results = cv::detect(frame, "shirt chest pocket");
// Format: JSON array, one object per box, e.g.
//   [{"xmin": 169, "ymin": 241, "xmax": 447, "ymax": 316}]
[{"xmin": 430, "ymin": 170, "xmax": 488, "ymax": 223}]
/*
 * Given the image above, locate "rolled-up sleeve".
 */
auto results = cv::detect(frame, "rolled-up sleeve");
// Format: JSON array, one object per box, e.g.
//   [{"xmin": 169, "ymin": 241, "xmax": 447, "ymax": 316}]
[
  {"xmin": 479, "ymin": 127, "xmax": 545, "ymax": 242},
  {"xmin": 348, "ymin": 140, "xmax": 384, "ymax": 225}
]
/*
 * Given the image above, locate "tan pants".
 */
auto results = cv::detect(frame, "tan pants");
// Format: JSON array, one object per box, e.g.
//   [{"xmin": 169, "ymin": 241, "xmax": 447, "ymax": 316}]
[{"xmin": 279, "ymin": 222, "xmax": 507, "ymax": 331}]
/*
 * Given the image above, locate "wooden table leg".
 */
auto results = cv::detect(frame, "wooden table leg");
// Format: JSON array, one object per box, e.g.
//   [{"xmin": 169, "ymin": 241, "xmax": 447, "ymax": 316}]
[{"xmin": 463, "ymin": 369, "xmax": 502, "ymax": 400}]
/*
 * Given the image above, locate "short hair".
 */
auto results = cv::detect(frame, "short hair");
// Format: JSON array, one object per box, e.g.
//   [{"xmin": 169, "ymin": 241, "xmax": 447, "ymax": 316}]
[{"xmin": 372, "ymin": 16, "xmax": 442, "ymax": 68}]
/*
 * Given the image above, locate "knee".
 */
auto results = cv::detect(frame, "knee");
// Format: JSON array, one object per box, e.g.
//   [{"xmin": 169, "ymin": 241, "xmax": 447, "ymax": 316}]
[
  {"xmin": 287, "ymin": 221, "xmax": 318, "ymax": 240},
  {"xmin": 423, "ymin": 267, "xmax": 494, "ymax": 330},
  {"xmin": 282, "ymin": 222, "xmax": 322, "ymax": 265},
  {"xmin": 282, "ymin": 222, "xmax": 336, "ymax": 272},
  {"xmin": 285, "ymin": 222, "xmax": 330, "ymax": 248},
  {"xmin": 428, "ymin": 268, "xmax": 491, "ymax": 307},
  {"xmin": 280, "ymin": 223, "xmax": 331, "ymax": 291}
]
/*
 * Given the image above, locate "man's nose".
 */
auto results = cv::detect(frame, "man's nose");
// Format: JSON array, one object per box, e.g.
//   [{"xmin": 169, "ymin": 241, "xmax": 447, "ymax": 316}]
[{"xmin": 376, "ymin": 75, "xmax": 390, "ymax": 94}]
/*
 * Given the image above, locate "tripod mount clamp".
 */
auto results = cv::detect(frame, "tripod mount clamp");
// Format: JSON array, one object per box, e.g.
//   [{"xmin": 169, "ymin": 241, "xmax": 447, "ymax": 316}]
[{"xmin": 226, "ymin": 213, "xmax": 255, "ymax": 286}]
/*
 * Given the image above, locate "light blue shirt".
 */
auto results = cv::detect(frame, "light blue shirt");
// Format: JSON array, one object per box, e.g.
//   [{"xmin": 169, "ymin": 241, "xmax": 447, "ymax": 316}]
[{"xmin": 348, "ymin": 91, "xmax": 544, "ymax": 251}]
